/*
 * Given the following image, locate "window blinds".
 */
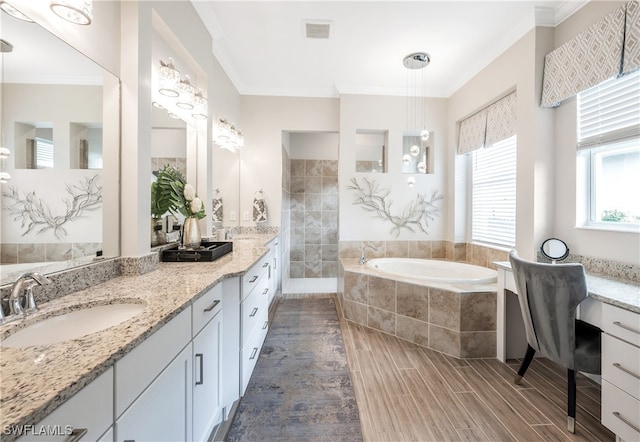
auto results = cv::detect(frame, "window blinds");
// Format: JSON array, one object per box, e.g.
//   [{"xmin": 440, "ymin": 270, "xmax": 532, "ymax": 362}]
[{"xmin": 577, "ymin": 69, "xmax": 640, "ymax": 149}]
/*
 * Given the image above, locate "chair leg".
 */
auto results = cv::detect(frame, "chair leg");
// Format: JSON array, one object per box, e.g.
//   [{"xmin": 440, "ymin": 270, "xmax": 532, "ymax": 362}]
[
  {"xmin": 568, "ymin": 368, "xmax": 576, "ymax": 433},
  {"xmin": 514, "ymin": 345, "xmax": 536, "ymax": 385}
]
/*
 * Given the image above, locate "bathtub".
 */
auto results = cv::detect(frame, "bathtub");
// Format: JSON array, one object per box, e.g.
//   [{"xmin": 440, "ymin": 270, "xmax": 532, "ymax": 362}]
[{"xmin": 366, "ymin": 258, "xmax": 497, "ymax": 284}]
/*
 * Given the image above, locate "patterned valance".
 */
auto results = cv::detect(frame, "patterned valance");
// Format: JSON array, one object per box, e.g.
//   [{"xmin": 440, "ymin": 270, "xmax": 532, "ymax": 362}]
[
  {"xmin": 624, "ymin": 0, "xmax": 640, "ymax": 74},
  {"xmin": 541, "ymin": 1, "xmax": 638, "ymax": 108},
  {"xmin": 457, "ymin": 91, "xmax": 517, "ymax": 155}
]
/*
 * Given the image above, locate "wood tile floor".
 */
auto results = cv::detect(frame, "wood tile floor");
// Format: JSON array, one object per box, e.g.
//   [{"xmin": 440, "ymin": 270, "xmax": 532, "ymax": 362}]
[{"xmin": 330, "ymin": 297, "xmax": 615, "ymax": 442}]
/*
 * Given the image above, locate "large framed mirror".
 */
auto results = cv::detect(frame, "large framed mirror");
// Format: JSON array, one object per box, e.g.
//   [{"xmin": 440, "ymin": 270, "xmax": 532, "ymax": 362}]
[{"xmin": 1, "ymin": 8, "xmax": 120, "ymax": 285}]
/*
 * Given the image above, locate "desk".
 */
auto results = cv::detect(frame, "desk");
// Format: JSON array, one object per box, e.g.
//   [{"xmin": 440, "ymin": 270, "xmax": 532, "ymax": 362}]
[
  {"xmin": 495, "ymin": 261, "xmax": 640, "ymax": 441},
  {"xmin": 495, "ymin": 261, "xmax": 640, "ymax": 363}
]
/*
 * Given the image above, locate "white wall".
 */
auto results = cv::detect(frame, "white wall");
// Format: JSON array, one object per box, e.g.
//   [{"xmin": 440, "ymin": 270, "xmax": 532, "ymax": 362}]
[
  {"xmin": 290, "ymin": 132, "xmax": 339, "ymax": 160},
  {"xmin": 339, "ymin": 94, "xmax": 448, "ymax": 241},
  {"xmin": 239, "ymin": 96, "xmax": 340, "ymax": 227}
]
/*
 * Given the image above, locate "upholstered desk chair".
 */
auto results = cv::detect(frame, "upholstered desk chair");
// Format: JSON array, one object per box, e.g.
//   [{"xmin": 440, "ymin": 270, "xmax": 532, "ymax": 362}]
[{"xmin": 508, "ymin": 250, "xmax": 601, "ymax": 433}]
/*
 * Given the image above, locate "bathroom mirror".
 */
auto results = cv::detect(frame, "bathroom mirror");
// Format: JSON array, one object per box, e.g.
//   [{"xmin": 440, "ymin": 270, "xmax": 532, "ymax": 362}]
[
  {"xmin": 402, "ymin": 131, "xmax": 433, "ymax": 174},
  {"xmin": 355, "ymin": 130, "xmax": 387, "ymax": 173},
  {"xmin": 1, "ymin": 9, "xmax": 120, "ymax": 285},
  {"xmin": 540, "ymin": 238, "xmax": 569, "ymax": 262}
]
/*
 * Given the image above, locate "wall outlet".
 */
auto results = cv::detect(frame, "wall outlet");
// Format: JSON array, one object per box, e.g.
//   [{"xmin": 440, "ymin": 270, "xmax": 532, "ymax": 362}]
[
  {"xmin": 243, "ymin": 211, "xmax": 250, "ymax": 221},
  {"xmin": 229, "ymin": 210, "xmax": 236, "ymax": 221}
]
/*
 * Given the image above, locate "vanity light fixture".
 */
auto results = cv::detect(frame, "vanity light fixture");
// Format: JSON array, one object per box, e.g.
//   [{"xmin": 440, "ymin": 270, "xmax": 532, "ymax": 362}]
[
  {"xmin": 0, "ymin": 147, "xmax": 10, "ymax": 159},
  {"xmin": 50, "ymin": 0, "xmax": 93, "ymax": 25},
  {"xmin": 214, "ymin": 118, "xmax": 244, "ymax": 152},
  {"xmin": 176, "ymin": 75, "xmax": 195, "ymax": 110},
  {"xmin": 0, "ymin": 172, "xmax": 11, "ymax": 183},
  {"xmin": 159, "ymin": 58, "xmax": 180, "ymax": 97},
  {"xmin": 192, "ymin": 90, "xmax": 208, "ymax": 120},
  {"xmin": 0, "ymin": 1, "xmax": 33, "ymax": 22}
]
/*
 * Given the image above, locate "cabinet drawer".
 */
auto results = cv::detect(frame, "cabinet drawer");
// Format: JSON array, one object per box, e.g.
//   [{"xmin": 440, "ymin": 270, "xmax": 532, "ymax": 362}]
[
  {"xmin": 241, "ymin": 282, "xmax": 267, "ymax": 346},
  {"xmin": 192, "ymin": 283, "xmax": 223, "ymax": 336},
  {"xmin": 602, "ymin": 303, "xmax": 640, "ymax": 347},
  {"xmin": 603, "ymin": 333, "xmax": 640, "ymax": 401},
  {"xmin": 240, "ymin": 313, "xmax": 269, "ymax": 395},
  {"xmin": 115, "ymin": 307, "xmax": 191, "ymax": 417},
  {"xmin": 242, "ymin": 258, "xmax": 270, "ymax": 300},
  {"xmin": 602, "ymin": 380, "xmax": 640, "ymax": 442}
]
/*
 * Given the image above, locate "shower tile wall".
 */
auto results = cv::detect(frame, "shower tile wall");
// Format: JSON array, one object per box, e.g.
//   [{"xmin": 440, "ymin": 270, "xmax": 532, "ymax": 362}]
[{"xmin": 290, "ymin": 159, "xmax": 338, "ymax": 278}]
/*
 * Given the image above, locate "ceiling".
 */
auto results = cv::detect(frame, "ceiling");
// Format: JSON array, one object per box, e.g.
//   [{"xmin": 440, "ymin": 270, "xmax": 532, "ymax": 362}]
[{"xmin": 193, "ymin": 0, "xmax": 586, "ymax": 98}]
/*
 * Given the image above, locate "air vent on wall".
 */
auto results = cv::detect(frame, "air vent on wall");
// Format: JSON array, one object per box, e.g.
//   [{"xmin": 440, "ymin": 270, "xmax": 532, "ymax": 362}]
[{"xmin": 302, "ymin": 20, "xmax": 332, "ymax": 39}]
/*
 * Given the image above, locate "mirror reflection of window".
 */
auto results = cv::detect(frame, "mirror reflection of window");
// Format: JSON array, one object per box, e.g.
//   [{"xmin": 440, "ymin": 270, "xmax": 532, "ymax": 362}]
[
  {"xmin": 355, "ymin": 130, "xmax": 387, "ymax": 173},
  {"xmin": 25, "ymin": 136, "xmax": 54, "ymax": 169}
]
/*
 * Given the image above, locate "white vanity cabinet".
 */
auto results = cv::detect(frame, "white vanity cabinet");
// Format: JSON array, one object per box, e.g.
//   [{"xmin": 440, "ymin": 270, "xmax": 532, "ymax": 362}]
[
  {"xmin": 114, "ymin": 307, "xmax": 192, "ymax": 441},
  {"xmin": 601, "ymin": 303, "xmax": 640, "ymax": 442},
  {"xmin": 17, "ymin": 367, "xmax": 113, "ymax": 442},
  {"xmin": 192, "ymin": 283, "xmax": 223, "ymax": 442},
  {"xmin": 240, "ymin": 253, "xmax": 272, "ymax": 395}
]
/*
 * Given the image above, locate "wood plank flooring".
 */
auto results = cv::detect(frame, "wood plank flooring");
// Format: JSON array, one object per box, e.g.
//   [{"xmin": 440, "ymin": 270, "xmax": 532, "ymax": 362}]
[{"xmin": 329, "ymin": 295, "xmax": 615, "ymax": 442}]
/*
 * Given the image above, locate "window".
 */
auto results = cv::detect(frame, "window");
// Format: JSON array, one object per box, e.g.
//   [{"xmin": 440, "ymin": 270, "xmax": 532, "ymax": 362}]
[
  {"xmin": 471, "ymin": 135, "xmax": 517, "ymax": 247},
  {"xmin": 577, "ymin": 70, "xmax": 640, "ymax": 228},
  {"xmin": 35, "ymin": 137, "xmax": 54, "ymax": 169}
]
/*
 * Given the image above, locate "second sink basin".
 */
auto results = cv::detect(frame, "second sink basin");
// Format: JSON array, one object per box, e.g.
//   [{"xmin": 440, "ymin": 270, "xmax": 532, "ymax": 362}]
[{"xmin": 1, "ymin": 302, "xmax": 147, "ymax": 348}]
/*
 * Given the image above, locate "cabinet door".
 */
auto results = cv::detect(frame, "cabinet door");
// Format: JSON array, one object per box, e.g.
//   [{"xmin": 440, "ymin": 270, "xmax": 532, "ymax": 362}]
[
  {"xmin": 193, "ymin": 312, "xmax": 222, "ymax": 442},
  {"xmin": 116, "ymin": 345, "xmax": 192, "ymax": 442},
  {"xmin": 17, "ymin": 367, "xmax": 113, "ymax": 442}
]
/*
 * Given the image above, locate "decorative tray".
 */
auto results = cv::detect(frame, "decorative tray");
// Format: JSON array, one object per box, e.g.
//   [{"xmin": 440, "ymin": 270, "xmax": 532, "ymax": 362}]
[{"xmin": 161, "ymin": 241, "xmax": 233, "ymax": 262}]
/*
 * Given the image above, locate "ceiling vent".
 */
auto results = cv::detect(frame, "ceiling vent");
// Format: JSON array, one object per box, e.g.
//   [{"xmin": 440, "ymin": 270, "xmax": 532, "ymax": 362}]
[{"xmin": 302, "ymin": 20, "xmax": 332, "ymax": 39}]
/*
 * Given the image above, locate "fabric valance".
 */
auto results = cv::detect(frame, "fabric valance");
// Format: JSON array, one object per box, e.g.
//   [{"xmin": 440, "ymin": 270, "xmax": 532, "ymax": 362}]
[
  {"xmin": 457, "ymin": 91, "xmax": 517, "ymax": 155},
  {"xmin": 541, "ymin": 1, "xmax": 638, "ymax": 108}
]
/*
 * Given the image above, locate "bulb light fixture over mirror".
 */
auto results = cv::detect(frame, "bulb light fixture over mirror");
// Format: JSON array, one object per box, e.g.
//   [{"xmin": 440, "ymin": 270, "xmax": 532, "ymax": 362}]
[
  {"xmin": 155, "ymin": 58, "xmax": 208, "ymax": 125},
  {"xmin": 214, "ymin": 118, "xmax": 244, "ymax": 152},
  {"xmin": 50, "ymin": 0, "xmax": 93, "ymax": 25},
  {"xmin": 0, "ymin": 1, "xmax": 33, "ymax": 22}
]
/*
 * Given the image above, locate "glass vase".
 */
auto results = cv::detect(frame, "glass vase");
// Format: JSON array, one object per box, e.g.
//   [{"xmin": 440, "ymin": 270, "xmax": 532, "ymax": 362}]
[{"xmin": 183, "ymin": 217, "xmax": 202, "ymax": 249}]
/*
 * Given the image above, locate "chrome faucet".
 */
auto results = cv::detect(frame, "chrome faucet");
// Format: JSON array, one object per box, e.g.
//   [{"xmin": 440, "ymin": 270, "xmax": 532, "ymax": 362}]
[
  {"xmin": 5, "ymin": 272, "xmax": 51, "ymax": 321},
  {"xmin": 359, "ymin": 244, "xmax": 378, "ymax": 265}
]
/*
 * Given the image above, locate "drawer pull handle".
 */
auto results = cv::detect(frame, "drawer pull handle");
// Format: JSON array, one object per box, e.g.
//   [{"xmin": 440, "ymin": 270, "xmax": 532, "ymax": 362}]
[
  {"xmin": 262, "ymin": 288, "xmax": 269, "ymax": 295},
  {"xmin": 263, "ymin": 321, "xmax": 268, "ymax": 330},
  {"xmin": 65, "ymin": 428, "xmax": 88, "ymax": 442},
  {"xmin": 613, "ymin": 362, "xmax": 640, "ymax": 380},
  {"xmin": 262, "ymin": 262, "xmax": 269, "ymax": 268},
  {"xmin": 195, "ymin": 353, "xmax": 204, "ymax": 385},
  {"xmin": 203, "ymin": 299, "xmax": 220, "ymax": 313},
  {"xmin": 250, "ymin": 347, "xmax": 258, "ymax": 360},
  {"xmin": 250, "ymin": 307, "xmax": 258, "ymax": 317},
  {"xmin": 613, "ymin": 411, "xmax": 640, "ymax": 434},
  {"xmin": 249, "ymin": 275, "xmax": 258, "ymax": 283},
  {"xmin": 613, "ymin": 321, "xmax": 640, "ymax": 335}
]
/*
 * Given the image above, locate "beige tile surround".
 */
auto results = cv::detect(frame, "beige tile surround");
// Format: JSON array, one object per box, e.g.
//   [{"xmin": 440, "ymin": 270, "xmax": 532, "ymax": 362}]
[{"xmin": 338, "ymin": 240, "xmax": 506, "ymax": 358}]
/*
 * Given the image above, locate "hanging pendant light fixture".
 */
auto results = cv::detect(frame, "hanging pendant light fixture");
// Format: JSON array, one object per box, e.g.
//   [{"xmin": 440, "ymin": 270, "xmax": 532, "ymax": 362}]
[
  {"xmin": 50, "ymin": 0, "xmax": 93, "ymax": 25},
  {"xmin": 403, "ymin": 51, "xmax": 431, "ymax": 175}
]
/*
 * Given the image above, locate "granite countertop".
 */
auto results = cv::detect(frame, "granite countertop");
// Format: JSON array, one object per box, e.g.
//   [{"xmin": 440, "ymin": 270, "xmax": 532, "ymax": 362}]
[
  {"xmin": 494, "ymin": 261, "xmax": 640, "ymax": 313},
  {"xmin": 0, "ymin": 234, "xmax": 277, "ymax": 435}
]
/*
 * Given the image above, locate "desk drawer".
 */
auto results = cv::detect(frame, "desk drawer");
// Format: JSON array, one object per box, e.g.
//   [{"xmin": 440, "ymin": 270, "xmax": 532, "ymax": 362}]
[
  {"xmin": 603, "ymin": 333, "xmax": 640, "ymax": 401},
  {"xmin": 602, "ymin": 380, "xmax": 640, "ymax": 442},
  {"xmin": 602, "ymin": 303, "xmax": 640, "ymax": 347}
]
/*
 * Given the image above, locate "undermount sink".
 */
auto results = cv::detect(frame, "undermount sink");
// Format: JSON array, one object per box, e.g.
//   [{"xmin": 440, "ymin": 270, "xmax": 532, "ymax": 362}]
[{"xmin": 1, "ymin": 302, "xmax": 147, "ymax": 348}]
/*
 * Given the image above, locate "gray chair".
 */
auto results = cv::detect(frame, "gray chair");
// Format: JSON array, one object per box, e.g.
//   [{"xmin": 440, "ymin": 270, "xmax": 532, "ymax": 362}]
[{"xmin": 508, "ymin": 250, "xmax": 601, "ymax": 433}]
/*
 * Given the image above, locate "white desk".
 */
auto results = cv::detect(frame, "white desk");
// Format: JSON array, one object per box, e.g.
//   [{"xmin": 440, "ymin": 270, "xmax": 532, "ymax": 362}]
[
  {"xmin": 495, "ymin": 261, "xmax": 640, "ymax": 441},
  {"xmin": 495, "ymin": 261, "xmax": 639, "ymax": 363}
]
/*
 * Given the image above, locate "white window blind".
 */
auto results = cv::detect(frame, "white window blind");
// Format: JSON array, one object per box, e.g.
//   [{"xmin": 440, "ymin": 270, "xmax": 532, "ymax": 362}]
[
  {"xmin": 472, "ymin": 136, "xmax": 517, "ymax": 247},
  {"xmin": 577, "ymin": 69, "xmax": 640, "ymax": 149},
  {"xmin": 35, "ymin": 137, "xmax": 54, "ymax": 169}
]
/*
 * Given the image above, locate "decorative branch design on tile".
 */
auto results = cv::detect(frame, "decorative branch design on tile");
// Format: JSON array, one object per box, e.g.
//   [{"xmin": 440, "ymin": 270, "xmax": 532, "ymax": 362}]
[
  {"xmin": 348, "ymin": 177, "xmax": 442, "ymax": 236},
  {"xmin": 3, "ymin": 174, "xmax": 102, "ymax": 238}
]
